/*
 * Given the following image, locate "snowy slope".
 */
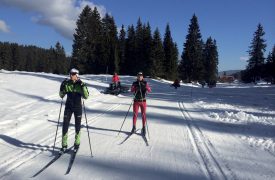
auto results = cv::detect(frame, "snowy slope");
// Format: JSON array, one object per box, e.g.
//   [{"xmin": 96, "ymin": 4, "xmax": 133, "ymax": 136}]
[{"xmin": 0, "ymin": 70, "xmax": 275, "ymax": 180}]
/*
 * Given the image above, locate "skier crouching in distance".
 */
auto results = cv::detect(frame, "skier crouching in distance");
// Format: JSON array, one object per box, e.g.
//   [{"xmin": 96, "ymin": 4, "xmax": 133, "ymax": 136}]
[
  {"xmin": 171, "ymin": 79, "xmax": 180, "ymax": 89},
  {"xmin": 59, "ymin": 68, "xmax": 89, "ymax": 153},
  {"xmin": 131, "ymin": 72, "xmax": 151, "ymax": 136},
  {"xmin": 112, "ymin": 72, "xmax": 120, "ymax": 89}
]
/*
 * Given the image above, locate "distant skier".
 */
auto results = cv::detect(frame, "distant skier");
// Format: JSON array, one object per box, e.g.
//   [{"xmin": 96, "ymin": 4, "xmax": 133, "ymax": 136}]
[
  {"xmin": 171, "ymin": 79, "xmax": 180, "ymax": 89},
  {"xmin": 112, "ymin": 72, "xmax": 120, "ymax": 89},
  {"xmin": 131, "ymin": 72, "xmax": 151, "ymax": 136},
  {"xmin": 59, "ymin": 68, "xmax": 89, "ymax": 153}
]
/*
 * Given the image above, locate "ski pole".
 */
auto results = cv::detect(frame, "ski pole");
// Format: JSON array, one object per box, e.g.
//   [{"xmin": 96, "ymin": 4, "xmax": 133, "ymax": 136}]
[
  {"xmin": 118, "ymin": 100, "xmax": 134, "ymax": 136},
  {"xmin": 117, "ymin": 90, "xmax": 138, "ymax": 136},
  {"xmin": 83, "ymin": 101, "xmax": 93, "ymax": 157},
  {"xmin": 53, "ymin": 98, "xmax": 63, "ymax": 152}
]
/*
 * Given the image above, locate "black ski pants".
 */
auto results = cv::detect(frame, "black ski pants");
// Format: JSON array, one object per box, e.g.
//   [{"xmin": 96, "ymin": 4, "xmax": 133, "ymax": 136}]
[{"xmin": 62, "ymin": 106, "xmax": 82, "ymax": 136}]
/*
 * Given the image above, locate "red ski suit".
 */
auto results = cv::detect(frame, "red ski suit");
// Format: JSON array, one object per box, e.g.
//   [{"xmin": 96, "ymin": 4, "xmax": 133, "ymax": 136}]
[
  {"xmin": 131, "ymin": 80, "xmax": 151, "ymax": 127},
  {"xmin": 112, "ymin": 75, "xmax": 120, "ymax": 83}
]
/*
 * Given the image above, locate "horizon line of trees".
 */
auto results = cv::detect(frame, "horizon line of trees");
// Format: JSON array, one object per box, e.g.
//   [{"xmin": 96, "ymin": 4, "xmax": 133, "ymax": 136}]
[
  {"xmin": 0, "ymin": 41, "xmax": 69, "ymax": 74},
  {"xmin": 2, "ymin": 5, "xmax": 274, "ymax": 85},
  {"xmin": 0, "ymin": 5, "xmax": 219, "ymax": 83},
  {"xmin": 71, "ymin": 5, "xmax": 219, "ymax": 82}
]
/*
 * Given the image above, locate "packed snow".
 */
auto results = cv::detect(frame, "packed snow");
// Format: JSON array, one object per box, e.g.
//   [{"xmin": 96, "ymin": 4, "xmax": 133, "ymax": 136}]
[{"xmin": 0, "ymin": 70, "xmax": 275, "ymax": 180}]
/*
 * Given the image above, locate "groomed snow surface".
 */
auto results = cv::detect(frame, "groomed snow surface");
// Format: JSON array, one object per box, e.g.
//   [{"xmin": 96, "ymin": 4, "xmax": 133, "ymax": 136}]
[{"xmin": 0, "ymin": 70, "xmax": 275, "ymax": 180}]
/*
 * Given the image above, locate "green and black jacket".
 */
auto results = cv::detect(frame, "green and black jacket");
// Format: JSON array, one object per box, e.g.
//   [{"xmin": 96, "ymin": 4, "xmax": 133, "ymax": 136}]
[{"xmin": 59, "ymin": 78, "xmax": 89, "ymax": 108}]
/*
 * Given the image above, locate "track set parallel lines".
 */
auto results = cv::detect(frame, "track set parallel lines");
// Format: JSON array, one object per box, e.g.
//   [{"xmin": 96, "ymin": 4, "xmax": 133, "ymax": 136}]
[
  {"xmin": 0, "ymin": 97, "xmax": 125, "ymax": 179},
  {"xmin": 178, "ymin": 101, "xmax": 236, "ymax": 180}
]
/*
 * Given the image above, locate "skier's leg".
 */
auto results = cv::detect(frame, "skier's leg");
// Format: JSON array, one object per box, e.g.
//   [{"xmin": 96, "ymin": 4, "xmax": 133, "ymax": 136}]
[
  {"xmin": 132, "ymin": 101, "xmax": 139, "ymax": 128},
  {"xmin": 140, "ymin": 101, "xmax": 147, "ymax": 136},
  {"xmin": 73, "ymin": 107, "xmax": 82, "ymax": 147},
  {"xmin": 62, "ymin": 107, "xmax": 73, "ymax": 148},
  {"xmin": 141, "ymin": 101, "xmax": 147, "ymax": 127}
]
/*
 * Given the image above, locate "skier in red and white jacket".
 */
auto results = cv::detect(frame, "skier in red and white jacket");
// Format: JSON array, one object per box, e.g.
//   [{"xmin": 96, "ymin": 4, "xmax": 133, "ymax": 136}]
[
  {"xmin": 130, "ymin": 72, "xmax": 151, "ymax": 136},
  {"xmin": 112, "ymin": 72, "xmax": 120, "ymax": 88}
]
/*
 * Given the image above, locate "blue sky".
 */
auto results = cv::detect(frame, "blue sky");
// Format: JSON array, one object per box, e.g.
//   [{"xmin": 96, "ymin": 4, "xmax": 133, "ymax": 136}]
[{"xmin": 0, "ymin": 0, "xmax": 274, "ymax": 71}]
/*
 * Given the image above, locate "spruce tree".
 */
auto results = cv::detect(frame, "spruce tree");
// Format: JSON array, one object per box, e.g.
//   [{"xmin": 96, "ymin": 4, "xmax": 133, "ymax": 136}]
[
  {"xmin": 118, "ymin": 25, "xmax": 126, "ymax": 74},
  {"xmin": 264, "ymin": 52, "xmax": 273, "ymax": 83},
  {"xmin": 203, "ymin": 37, "xmax": 219, "ymax": 84},
  {"xmin": 88, "ymin": 7, "xmax": 104, "ymax": 74},
  {"xmin": 102, "ymin": 14, "xmax": 119, "ymax": 74},
  {"xmin": 272, "ymin": 45, "xmax": 275, "ymax": 83},
  {"xmin": 264, "ymin": 46, "xmax": 275, "ymax": 84},
  {"xmin": 246, "ymin": 24, "xmax": 266, "ymax": 82},
  {"xmin": 71, "ymin": 5, "xmax": 92, "ymax": 73},
  {"xmin": 54, "ymin": 42, "xmax": 67, "ymax": 74},
  {"xmin": 163, "ymin": 24, "xmax": 178, "ymax": 80},
  {"xmin": 143, "ymin": 22, "xmax": 152, "ymax": 76},
  {"xmin": 179, "ymin": 14, "xmax": 204, "ymax": 82},
  {"xmin": 135, "ymin": 18, "xmax": 144, "ymax": 74},
  {"xmin": 151, "ymin": 28, "xmax": 165, "ymax": 78},
  {"xmin": 124, "ymin": 25, "xmax": 136, "ymax": 75}
]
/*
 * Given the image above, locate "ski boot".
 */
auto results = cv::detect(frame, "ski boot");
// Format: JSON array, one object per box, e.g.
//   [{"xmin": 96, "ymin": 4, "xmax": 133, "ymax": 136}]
[
  {"xmin": 141, "ymin": 126, "xmax": 146, "ymax": 137},
  {"xmin": 131, "ymin": 126, "xmax": 136, "ymax": 134},
  {"xmin": 59, "ymin": 145, "xmax": 67, "ymax": 154},
  {"xmin": 74, "ymin": 144, "xmax": 79, "ymax": 153}
]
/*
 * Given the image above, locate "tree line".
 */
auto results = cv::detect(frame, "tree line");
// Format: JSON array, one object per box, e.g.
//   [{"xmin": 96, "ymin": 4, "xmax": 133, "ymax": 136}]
[
  {"xmin": 242, "ymin": 24, "xmax": 275, "ymax": 84},
  {"xmin": 1, "ymin": 5, "xmax": 219, "ymax": 83},
  {"xmin": 0, "ymin": 41, "xmax": 69, "ymax": 74},
  {"xmin": 71, "ymin": 6, "xmax": 219, "ymax": 82}
]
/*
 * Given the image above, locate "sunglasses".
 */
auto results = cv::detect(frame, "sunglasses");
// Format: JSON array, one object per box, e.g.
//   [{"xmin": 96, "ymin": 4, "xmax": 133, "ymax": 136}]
[{"xmin": 70, "ymin": 72, "xmax": 78, "ymax": 76}]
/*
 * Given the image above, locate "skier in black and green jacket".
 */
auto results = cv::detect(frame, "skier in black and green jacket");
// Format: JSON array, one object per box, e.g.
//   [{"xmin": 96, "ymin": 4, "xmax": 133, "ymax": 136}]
[{"xmin": 59, "ymin": 68, "xmax": 89, "ymax": 152}]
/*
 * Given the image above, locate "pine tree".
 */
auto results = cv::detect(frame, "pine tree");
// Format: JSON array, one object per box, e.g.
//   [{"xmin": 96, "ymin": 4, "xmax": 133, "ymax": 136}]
[
  {"xmin": 246, "ymin": 24, "xmax": 266, "ymax": 82},
  {"xmin": 71, "ymin": 5, "xmax": 92, "ymax": 73},
  {"xmin": 143, "ymin": 22, "xmax": 152, "ymax": 76},
  {"xmin": 135, "ymin": 18, "xmax": 145, "ymax": 74},
  {"xmin": 171, "ymin": 43, "xmax": 179, "ymax": 78},
  {"xmin": 53, "ymin": 42, "xmax": 67, "ymax": 74},
  {"xmin": 179, "ymin": 14, "xmax": 204, "ymax": 82},
  {"xmin": 102, "ymin": 14, "xmax": 119, "ymax": 74},
  {"xmin": 163, "ymin": 24, "xmax": 178, "ymax": 80},
  {"xmin": 272, "ymin": 45, "xmax": 275, "ymax": 83},
  {"xmin": 264, "ymin": 52, "xmax": 273, "ymax": 83},
  {"xmin": 118, "ymin": 25, "xmax": 126, "ymax": 74},
  {"xmin": 203, "ymin": 37, "xmax": 219, "ymax": 84},
  {"xmin": 267, "ymin": 45, "xmax": 275, "ymax": 84},
  {"xmin": 88, "ymin": 7, "xmax": 104, "ymax": 74},
  {"xmin": 151, "ymin": 28, "xmax": 165, "ymax": 78},
  {"xmin": 124, "ymin": 25, "xmax": 136, "ymax": 75}
]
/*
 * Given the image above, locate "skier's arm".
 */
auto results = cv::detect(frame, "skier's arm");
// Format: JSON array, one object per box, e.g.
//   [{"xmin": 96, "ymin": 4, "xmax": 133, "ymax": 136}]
[
  {"xmin": 81, "ymin": 83, "xmax": 89, "ymax": 99},
  {"xmin": 59, "ymin": 80, "xmax": 67, "ymax": 98},
  {"xmin": 146, "ymin": 83, "xmax": 151, "ymax": 93},
  {"xmin": 131, "ymin": 84, "xmax": 136, "ymax": 93}
]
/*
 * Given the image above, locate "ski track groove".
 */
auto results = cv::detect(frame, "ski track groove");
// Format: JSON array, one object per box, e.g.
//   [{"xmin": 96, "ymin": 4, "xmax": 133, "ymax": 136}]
[
  {"xmin": 3, "ymin": 93, "xmax": 105, "ymax": 129},
  {"xmin": 178, "ymin": 101, "xmax": 234, "ymax": 180},
  {"xmin": 0, "ymin": 95, "xmax": 125, "ymax": 178}
]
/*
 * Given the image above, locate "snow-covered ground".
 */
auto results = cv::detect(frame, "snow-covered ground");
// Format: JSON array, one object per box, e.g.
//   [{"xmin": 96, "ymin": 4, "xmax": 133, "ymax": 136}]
[{"xmin": 0, "ymin": 70, "xmax": 275, "ymax": 180}]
